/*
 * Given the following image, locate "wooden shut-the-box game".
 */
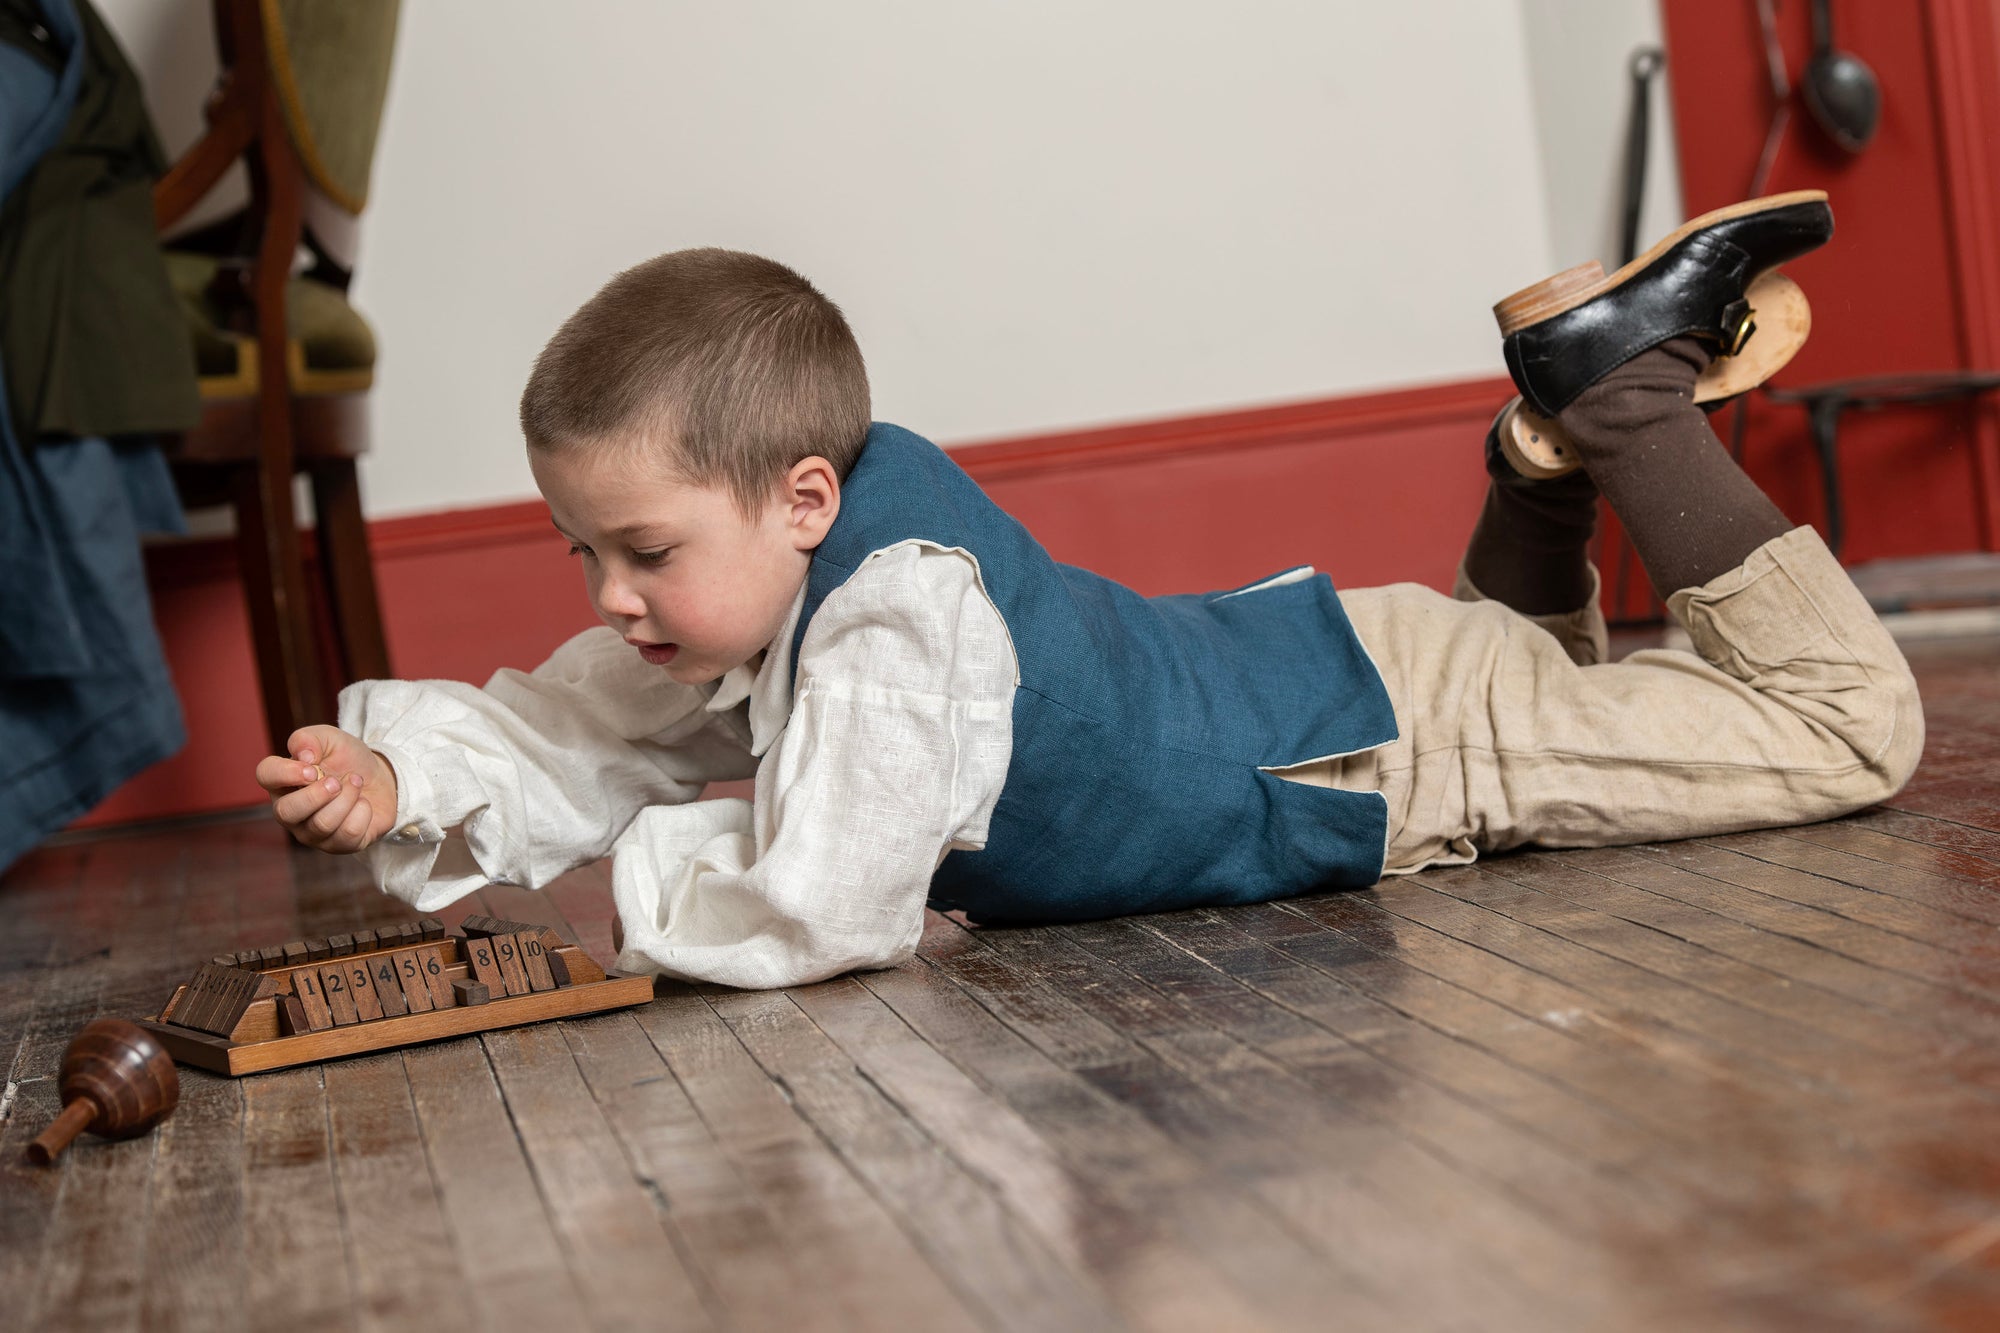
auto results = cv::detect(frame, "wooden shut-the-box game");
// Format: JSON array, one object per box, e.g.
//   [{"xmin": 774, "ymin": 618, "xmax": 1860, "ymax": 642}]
[{"xmin": 135, "ymin": 915, "xmax": 652, "ymax": 1075}]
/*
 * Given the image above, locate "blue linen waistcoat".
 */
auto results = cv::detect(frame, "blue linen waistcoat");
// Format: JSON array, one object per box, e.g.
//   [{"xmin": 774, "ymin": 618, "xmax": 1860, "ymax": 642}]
[{"xmin": 790, "ymin": 423, "xmax": 1399, "ymax": 924}]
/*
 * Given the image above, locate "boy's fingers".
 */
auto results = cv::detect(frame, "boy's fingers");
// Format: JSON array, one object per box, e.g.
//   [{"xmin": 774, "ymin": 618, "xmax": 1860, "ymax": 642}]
[
  {"xmin": 285, "ymin": 726, "xmax": 327, "ymax": 766},
  {"xmin": 269, "ymin": 779, "xmax": 324, "ymax": 826},
  {"xmin": 254, "ymin": 756, "xmax": 292, "ymax": 794},
  {"xmin": 254, "ymin": 755, "xmax": 320, "ymax": 795},
  {"xmin": 273, "ymin": 774, "xmax": 342, "ymax": 828},
  {"xmin": 303, "ymin": 781, "xmax": 362, "ymax": 840},
  {"xmin": 328, "ymin": 798, "xmax": 374, "ymax": 853}
]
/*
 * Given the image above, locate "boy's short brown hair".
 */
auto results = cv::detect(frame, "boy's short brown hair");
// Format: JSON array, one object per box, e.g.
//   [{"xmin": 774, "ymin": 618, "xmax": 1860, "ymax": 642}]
[{"xmin": 519, "ymin": 248, "xmax": 871, "ymax": 512}]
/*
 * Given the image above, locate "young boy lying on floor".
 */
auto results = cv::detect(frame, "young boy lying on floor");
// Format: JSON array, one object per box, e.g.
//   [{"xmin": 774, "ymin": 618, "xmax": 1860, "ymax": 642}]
[{"xmin": 258, "ymin": 191, "xmax": 1922, "ymax": 989}]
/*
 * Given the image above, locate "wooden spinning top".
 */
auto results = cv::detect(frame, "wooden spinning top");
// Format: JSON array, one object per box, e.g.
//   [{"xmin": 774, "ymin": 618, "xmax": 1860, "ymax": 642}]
[{"xmin": 26, "ymin": 1018, "xmax": 179, "ymax": 1164}]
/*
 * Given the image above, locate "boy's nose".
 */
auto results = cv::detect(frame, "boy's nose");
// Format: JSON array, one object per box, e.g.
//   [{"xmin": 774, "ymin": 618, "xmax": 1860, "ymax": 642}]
[{"xmin": 594, "ymin": 571, "xmax": 647, "ymax": 622}]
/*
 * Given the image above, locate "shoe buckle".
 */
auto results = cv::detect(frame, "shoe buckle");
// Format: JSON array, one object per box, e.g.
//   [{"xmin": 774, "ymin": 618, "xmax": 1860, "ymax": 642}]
[{"xmin": 1719, "ymin": 298, "xmax": 1757, "ymax": 357}]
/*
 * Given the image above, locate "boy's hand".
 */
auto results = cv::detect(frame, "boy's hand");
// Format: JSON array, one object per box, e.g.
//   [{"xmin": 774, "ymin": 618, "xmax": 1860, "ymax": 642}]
[{"xmin": 255, "ymin": 725, "xmax": 399, "ymax": 853}]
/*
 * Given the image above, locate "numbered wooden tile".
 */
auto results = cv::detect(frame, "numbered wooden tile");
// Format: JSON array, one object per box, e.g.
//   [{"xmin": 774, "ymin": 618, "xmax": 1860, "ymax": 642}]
[
  {"xmin": 388, "ymin": 949, "xmax": 433, "ymax": 1013},
  {"xmin": 318, "ymin": 964, "xmax": 361, "ymax": 1026},
  {"xmin": 462, "ymin": 936, "xmax": 506, "ymax": 996},
  {"xmin": 282, "ymin": 941, "xmax": 309, "ymax": 968},
  {"xmin": 226, "ymin": 973, "xmax": 278, "ymax": 1037},
  {"xmin": 545, "ymin": 950, "xmax": 573, "ymax": 988},
  {"xmin": 216, "ymin": 968, "xmax": 264, "ymax": 1031},
  {"xmin": 417, "ymin": 945, "xmax": 455, "ymax": 1009},
  {"xmin": 221, "ymin": 968, "xmax": 265, "ymax": 1031},
  {"xmin": 177, "ymin": 963, "xmax": 268, "ymax": 1034},
  {"xmin": 169, "ymin": 964, "xmax": 222, "ymax": 1030},
  {"xmin": 327, "ymin": 932, "xmax": 355, "ymax": 957},
  {"xmin": 276, "ymin": 993, "xmax": 309, "ymax": 1036},
  {"xmin": 418, "ymin": 917, "xmax": 445, "ymax": 941},
  {"xmin": 461, "ymin": 914, "xmax": 540, "ymax": 940},
  {"xmin": 491, "ymin": 934, "xmax": 530, "ymax": 996},
  {"xmin": 166, "ymin": 977, "xmax": 202, "ymax": 1029},
  {"xmin": 259, "ymin": 946, "xmax": 286, "ymax": 970},
  {"xmin": 289, "ymin": 967, "xmax": 335, "ymax": 1030},
  {"xmin": 304, "ymin": 937, "xmax": 331, "ymax": 962},
  {"xmin": 367, "ymin": 954, "xmax": 409, "ymax": 1018},
  {"xmin": 352, "ymin": 927, "xmax": 378, "ymax": 952},
  {"xmin": 451, "ymin": 977, "xmax": 490, "ymax": 1006},
  {"xmin": 513, "ymin": 931, "xmax": 556, "ymax": 992},
  {"xmin": 344, "ymin": 958, "xmax": 386, "ymax": 1022}
]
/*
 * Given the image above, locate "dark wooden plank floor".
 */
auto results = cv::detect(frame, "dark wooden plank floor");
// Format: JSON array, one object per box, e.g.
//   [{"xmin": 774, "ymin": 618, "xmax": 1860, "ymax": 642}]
[{"xmin": 4, "ymin": 633, "xmax": 1998, "ymax": 1332}]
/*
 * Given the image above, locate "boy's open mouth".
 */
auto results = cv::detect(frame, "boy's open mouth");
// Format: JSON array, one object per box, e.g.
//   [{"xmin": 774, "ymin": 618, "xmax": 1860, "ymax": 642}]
[{"xmin": 630, "ymin": 640, "xmax": 679, "ymax": 665}]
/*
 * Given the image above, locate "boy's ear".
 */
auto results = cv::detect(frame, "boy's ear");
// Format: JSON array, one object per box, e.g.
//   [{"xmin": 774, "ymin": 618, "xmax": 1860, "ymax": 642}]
[{"xmin": 783, "ymin": 455, "xmax": 841, "ymax": 549}]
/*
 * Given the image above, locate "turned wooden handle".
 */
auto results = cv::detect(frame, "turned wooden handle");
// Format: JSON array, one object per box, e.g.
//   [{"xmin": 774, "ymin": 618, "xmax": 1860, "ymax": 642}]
[{"xmin": 26, "ymin": 1099, "xmax": 96, "ymax": 1164}]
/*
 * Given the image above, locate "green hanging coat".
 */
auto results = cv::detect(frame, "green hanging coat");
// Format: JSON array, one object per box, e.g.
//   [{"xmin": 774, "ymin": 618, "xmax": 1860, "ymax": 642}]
[{"xmin": 0, "ymin": 0, "xmax": 198, "ymax": 441}]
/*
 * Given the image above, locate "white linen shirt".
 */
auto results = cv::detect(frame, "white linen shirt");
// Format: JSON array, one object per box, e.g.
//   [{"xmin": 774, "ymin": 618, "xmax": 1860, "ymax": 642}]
[{"xmin": 339, "ymin": 540, "xmax": 1017, "ymax": 989}]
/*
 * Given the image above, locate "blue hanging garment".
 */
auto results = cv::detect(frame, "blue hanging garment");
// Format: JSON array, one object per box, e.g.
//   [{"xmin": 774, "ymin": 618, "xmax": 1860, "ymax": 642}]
[{"xmin": 0, "ymin": 0, "xmax": 190, "ymax": 873}]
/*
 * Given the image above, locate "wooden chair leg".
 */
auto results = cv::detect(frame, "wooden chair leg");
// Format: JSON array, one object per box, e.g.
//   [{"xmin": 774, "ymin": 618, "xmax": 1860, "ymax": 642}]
[
  {"xmin": 232, "ymin": 462, "xmax": 330, "ymax": 753},
  {"xmin": 308, "ymin": 458, "xmax": 390, "ymax": 684},
  {"xmin": 236, "ymin": 71, "xmax": 327, "ymax": 755}
]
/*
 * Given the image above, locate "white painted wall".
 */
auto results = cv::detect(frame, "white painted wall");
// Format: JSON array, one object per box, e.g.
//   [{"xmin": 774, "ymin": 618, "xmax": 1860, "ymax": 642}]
[
  {"xmin": 1518, "ymin": 0, "xmax": 1685, "ymax": 274},
  {"xmin": 98, "ymin": 0, "xmax": 1676, "ymax": 520}
]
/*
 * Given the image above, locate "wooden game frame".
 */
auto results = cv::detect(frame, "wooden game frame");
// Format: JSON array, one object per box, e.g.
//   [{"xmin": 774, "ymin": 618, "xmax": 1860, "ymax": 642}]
[{"xmin": 135, "ymin": 931, "xmax": 652, "ymax": 1076}]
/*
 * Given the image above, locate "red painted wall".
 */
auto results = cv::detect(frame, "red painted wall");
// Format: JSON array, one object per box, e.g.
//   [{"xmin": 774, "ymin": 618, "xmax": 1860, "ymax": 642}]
[
  {"xmin": 86, "ymin": 377, "xmax": 1511, "ymax": 829},
  {"xmin": 1658, "ymin": 0, "xmax": 2000, "ymax": 573}
]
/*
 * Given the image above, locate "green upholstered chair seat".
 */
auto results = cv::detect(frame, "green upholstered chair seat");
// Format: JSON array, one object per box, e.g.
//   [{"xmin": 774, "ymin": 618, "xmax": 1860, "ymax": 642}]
[{"xmin": 165, "ymin": 250, "xmax": 375, "ymax": 391}]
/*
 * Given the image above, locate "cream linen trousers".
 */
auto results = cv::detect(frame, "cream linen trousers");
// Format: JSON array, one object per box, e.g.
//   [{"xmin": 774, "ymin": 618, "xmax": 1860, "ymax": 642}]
[{"xmin": 1281, "ymin": 525, "xmax": 1926, "ymax": 874}]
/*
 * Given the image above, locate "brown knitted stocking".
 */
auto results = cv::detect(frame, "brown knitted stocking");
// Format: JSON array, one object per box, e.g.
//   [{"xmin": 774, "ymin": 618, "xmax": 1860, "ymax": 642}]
[
  {"xmin": 1460, "ymin": 442, "xmax": 1600, "ymax": 616},
  {"xmin": 1557, "ymin": 337, "xmax": 1791, "ymax": 599}
]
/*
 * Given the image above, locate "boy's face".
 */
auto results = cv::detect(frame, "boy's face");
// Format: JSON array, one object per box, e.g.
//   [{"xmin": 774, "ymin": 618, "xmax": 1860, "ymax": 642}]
[{"xmin": 531, "ymin": 440, "xmax": 840, "ymax": 686}]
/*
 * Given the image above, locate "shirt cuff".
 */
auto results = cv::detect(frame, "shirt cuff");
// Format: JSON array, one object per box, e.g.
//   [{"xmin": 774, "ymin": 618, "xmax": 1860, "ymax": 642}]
[
  {"xmin": 610, "ymin": 797, "xmax": 755, "ymax": 978},
  {"xmin": 356, "ymin": 740, "xmax": 490, "ymax": 909},
  {"xmin": 357, "ymin": 831, "xmax": 489, "ymax": 912},
  {"xmin": 367, "ymin": 735, "xmax": 484, "ymax": 834},
  {"xmin": 338, "ymin": 681, "xmax": 492, "ymax": 835}
]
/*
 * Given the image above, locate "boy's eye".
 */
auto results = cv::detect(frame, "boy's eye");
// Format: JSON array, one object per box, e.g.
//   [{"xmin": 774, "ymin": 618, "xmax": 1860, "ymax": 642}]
[
  {"xmin": 565, "ymin": 542, "xmax": 592, "ymax": 559},
  {"xmin": 633, "ymin": 548, "xmax": 673, "ymax": 566}
]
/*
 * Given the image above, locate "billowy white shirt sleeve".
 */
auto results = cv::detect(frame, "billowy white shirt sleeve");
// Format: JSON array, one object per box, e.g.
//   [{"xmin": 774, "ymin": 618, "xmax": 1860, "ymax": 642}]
[
  {"xmin": 338, "ymin": 540, "xmax": 1017, "ymax": 990},
  {"xmin": 337, "ymin": 626, "xmax": 761, "ymax": 909},
  {"xmin": 612, "ymin": 541, "xmax": 1016, "ymax": 989}
]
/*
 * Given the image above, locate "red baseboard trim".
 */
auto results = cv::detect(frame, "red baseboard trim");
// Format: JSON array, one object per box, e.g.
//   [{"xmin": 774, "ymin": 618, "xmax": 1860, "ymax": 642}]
[
  {"xmin": 90, "ymin": 375, "xmax": 1518, "ymax": 831},
  {"xmin": 951, "ymin": 376, "xmax": 1513, "ymax": 479},
  {"xmin": 152, "ymin": 375, "xmax": 1517, "ymax": 579}
]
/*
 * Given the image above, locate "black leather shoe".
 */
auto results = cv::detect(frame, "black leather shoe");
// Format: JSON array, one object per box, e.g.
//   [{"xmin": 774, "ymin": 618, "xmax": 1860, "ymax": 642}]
[{"xmin": 1497, "ymin": 190, "xmax": 1833, "ymax": 418}]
